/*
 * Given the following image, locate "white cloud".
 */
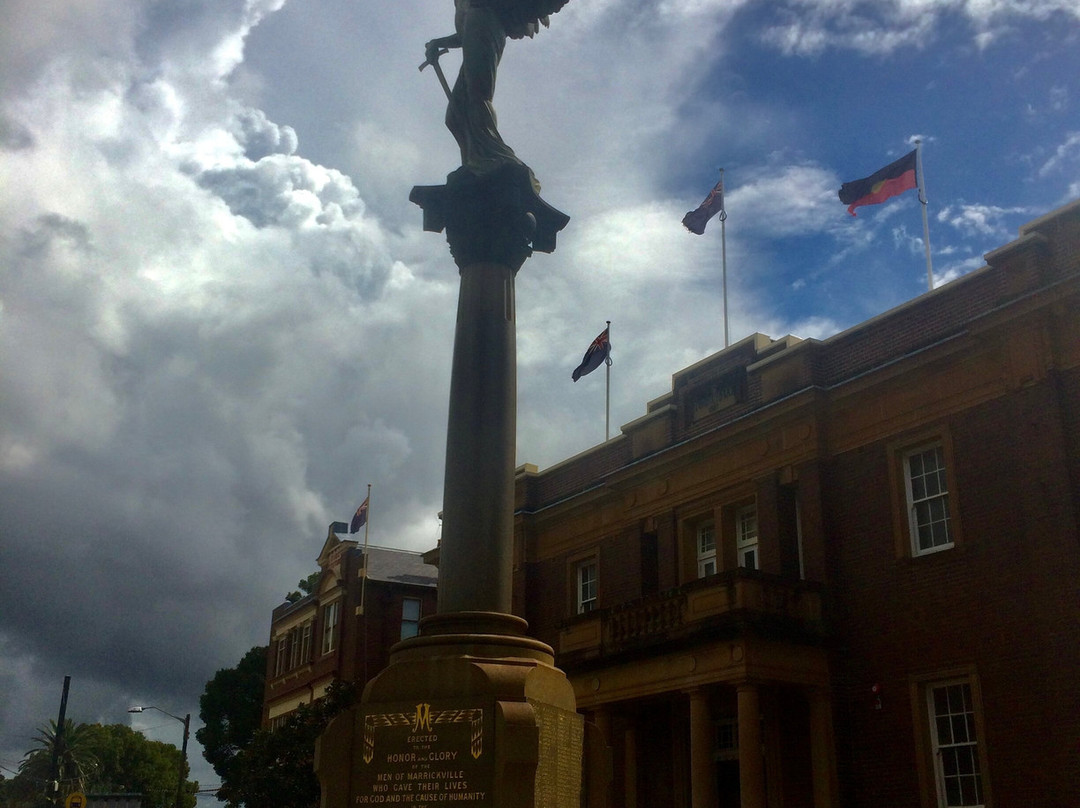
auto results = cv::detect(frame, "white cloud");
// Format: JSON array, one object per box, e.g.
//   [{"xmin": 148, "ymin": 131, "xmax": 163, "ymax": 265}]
[
  {"xmin": 892, "ymin": 223, "xmax": 926, "ymax": 254},
  {"xmin": 1038, "ymin": 131, "xmax": 1080, "ymax": 177},
  {"xmin": 937, "ymin": 202, "xmax": 1032, "ymax": 237},
  {"xmin": 1048, "ymin": 85, "xmax": 1068, "ymax": 111},
  {"xmin": 934, "ymin": 254, "xmax": 986, "ymax": 285},
  {"xmin": 0, "ymin": 0, "xmax": 461, "ymax": 777},
  {"xmin": 758, "ymin": 0, "xmax": 1080, "ymax": 56},
  {"xmin": 787, "ymin": 315, "xmax": 844, "ymax": 340},
  {"xmin": 728, "ymin": 162, "xmax": 841, "ymax": 237}
]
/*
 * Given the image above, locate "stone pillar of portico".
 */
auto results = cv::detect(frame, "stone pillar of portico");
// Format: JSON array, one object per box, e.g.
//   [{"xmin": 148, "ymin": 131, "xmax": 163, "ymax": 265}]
[
  {"xmin": 809, "ymin": 687, "xmax": 839, "ymax": 808},
  {"xmin": 624, "ymin": 726, "xmax": 638, "ymax": 808},
  {"xmin": 585, "ymin": 708, "xmax": 613, "ymax": 808},
  {"xmin": 593, "ymin": 708, "xmax": 611, "ymax": 742},
  {"xmin": 736, "ymin": 683, "xmax": 765, "ymax": 808},
  {"xmin": 688, "ymin": 688, "xmax": 717, "ymax": 808}
]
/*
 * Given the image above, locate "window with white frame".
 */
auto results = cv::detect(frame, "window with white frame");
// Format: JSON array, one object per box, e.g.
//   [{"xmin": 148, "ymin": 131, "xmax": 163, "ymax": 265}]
[
  {"xmin": 288, "ymin": 625, "xmax": 302, "ymax": 669},
  {"xmin": 275, "ymin": 635, "xmax": 288, "ymax": 676},
  {"xmin": 276, "ymin": 620, "xmax": 313, "ymax": 674},
  {"xmin": 697, "ymin": 521, "xmax": 717, "ymax": 577},
  {"xmin": 928, "ymin": 680, "xmax": 985, "ymax": 807},
  {"xmin": 736, "ymin": 504, "xmax": 758, "ymax": 570},
  {"xmin": 905, "ymin": 443, "xmax": 953, "ymax": 555},
  {"xmin": 298, "ymin": 621, "xmax": 311, "ymax": 664},
  {"xmin": 400, "ymin": 597, "xmax": 422, "ymax": 640},
  {"xmin": 576, "ymin": 560, "xmax": 597, "ymax": 614},
  {"xmin": 321, "ymin": 600, "xmax": 340, "ymax": 655}
]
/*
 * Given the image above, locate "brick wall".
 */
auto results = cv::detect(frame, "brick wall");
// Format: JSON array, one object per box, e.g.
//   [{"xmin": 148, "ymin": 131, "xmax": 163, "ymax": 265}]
[{"xmin": 826, "ymin": 381, "xmax": 1080, "ymax": 803}]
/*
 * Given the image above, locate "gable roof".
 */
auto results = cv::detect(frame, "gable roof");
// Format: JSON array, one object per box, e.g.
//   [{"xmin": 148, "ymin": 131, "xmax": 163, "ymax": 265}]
[{"xmin": 361, "ymin": 544, "xmax": 438, "ymax": 587}]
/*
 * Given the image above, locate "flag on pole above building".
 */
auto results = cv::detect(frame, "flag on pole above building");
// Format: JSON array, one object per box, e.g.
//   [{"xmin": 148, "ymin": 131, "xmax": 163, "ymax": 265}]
[
  {"xmin": 838, "ymin": 149, "xmax": 918, "ymax": 216},
  {"xmin": 572, "ymin": 327, "xmax": 612, "ymax": 382},
  {"xmin": 682, "ymin": 178, "xmax": 725, "ymax": 234},
  {"xmin": 350, "ymin": 496, "xmax": 369, "ymax": 534}
]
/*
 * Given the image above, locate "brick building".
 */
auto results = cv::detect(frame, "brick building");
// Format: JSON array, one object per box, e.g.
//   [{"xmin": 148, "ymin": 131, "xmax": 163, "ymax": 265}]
[
  {"xmin": 513, "ymin": 199, "xmax": 1080, "ymax": 807},
  {"xmin": 262, "ymin": 524, "xmax": 438, "ymax": 728}
]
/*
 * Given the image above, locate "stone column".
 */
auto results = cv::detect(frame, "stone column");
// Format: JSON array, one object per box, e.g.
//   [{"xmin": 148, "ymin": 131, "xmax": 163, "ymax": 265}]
[
  {"xmin": 688, "ymin": 689, "xmax": 716, "ymax": 808},
  {"xmin": 585, "ymin": 709, "xmax": 613, "ymax": 808},
  {"xmin": 624, "ymin": 726, "xmax": 638, "ymax": 808},
  {"xmin": 593, "ymin": 708, "xmax": 611, "ymax": 743},
  {"xmin": 438, "ymin": 260, "xmax": 517, "ymax": 613},
  {"xmin": 316, "ymin": 165, "xmax": 576, "ymax": 808},
  {"xmin": 809, "ymin": 687, "xmax": 839, "ymax": 808},
  {"xmin": 737, "ymin": 683, "xmax": 765, "ymax": 808},
  {"xmin": 411, "ymin": 162, "xmax": 568, "ymax": 617}
]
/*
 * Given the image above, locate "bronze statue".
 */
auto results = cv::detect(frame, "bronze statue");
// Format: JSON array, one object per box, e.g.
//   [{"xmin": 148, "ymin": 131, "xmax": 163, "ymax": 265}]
[{"xmin": 422, "ymin": 0, "xmax": 569, "ymax": 179}]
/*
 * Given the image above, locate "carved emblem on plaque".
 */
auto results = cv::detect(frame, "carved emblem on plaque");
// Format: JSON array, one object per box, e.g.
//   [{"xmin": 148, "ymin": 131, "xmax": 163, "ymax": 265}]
[{"xmin": 363, "ymin": 705, "xmax": 486, "ymax": 763}]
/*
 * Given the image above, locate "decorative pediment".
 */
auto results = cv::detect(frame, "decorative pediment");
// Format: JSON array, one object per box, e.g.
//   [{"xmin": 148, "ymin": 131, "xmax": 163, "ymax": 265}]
[{"xmin": 316, "ymin": 521, "xmax": 357, "ymax": 590}]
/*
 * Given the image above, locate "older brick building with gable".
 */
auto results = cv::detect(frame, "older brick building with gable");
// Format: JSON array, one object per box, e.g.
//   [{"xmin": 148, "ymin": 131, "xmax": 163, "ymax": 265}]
[{"xmin": 262, "ymin": 525, "xmax": 438, "ymax": 728}]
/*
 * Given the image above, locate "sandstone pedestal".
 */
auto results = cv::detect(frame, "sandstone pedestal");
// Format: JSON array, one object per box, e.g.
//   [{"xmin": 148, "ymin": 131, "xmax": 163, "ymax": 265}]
[{"xmin": 317, "ymin": 613, "xmax": 582, "ymax": 808}]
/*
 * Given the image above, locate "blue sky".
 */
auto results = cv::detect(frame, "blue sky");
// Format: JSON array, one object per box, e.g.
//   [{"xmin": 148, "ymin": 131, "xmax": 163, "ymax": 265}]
[{"xmin": 1, "ymin": 0, "xmax": 1077, "ymax": 797}]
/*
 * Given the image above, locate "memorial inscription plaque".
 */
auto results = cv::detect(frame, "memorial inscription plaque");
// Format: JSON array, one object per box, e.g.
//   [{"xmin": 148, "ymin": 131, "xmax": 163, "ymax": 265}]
[{"xmin": 355, "ymin": 699, "xmax": 495, "ymax": 806}]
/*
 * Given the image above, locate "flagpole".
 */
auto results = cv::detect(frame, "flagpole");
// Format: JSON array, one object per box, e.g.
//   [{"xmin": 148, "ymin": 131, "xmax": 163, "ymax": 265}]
[
  {"xmin": 915, "ymin": 139, "xmax": 934, "ymax": 291},
  {"xmin": 359, "ymin": 483, "xmax": 371, "ymax": 615},
  {"xmin": 718, "ymin": 168, "xmax": 729, "ymax": 348},
  {"xmin": 604, "ymin": 320, "xmax": 611, "ymax": 441}
]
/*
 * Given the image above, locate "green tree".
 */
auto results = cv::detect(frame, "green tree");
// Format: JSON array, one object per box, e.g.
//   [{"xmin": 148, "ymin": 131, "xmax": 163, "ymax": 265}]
[
  {"xmin": 0, "ymin": 764, "xmax": 44, "ymax": 808},
  {"xmin": 216, "ymin": 680, "xmax": 356, "ymax": 808},
  {"xmin": 13, "ymin": 719, "xmax": 99, "ymax": 805},
  {"xmin": 285, "ymin": 571, "xmax": 321, "ymax": 604},
  {"xmin": 2, "ymin": 721, "xmax": 196, "ymax": 808},
  {"xmin": 85, "ymin": 724, "xmax": 195, "ymax": 808},
  {"xmin": 196, "ymin": 646, "xmax": 267, "ymax": 786}
]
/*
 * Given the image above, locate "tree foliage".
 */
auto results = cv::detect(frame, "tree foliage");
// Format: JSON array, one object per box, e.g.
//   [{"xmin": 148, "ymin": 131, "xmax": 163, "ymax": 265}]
[
  {"xmin": 86, "ymin": 724, "xmax": 195, "ymax": 808},
  {"xmin": 215, "ymin": 680, "xmax": 356, "ymax": 808},
  {"xmin": 285, "ymin": 571, "xmax": 321, "ymax": 604},
  {"xmin": 4, "ymin": 719, "xmax": 100, "ymax": 807},
  {"xmin": 196, "ymin": 645, "xmax": 267, "ymax": 786},
  {"xmin": 0, "ymin": 720, "xmax": 196, "ymax": 808}
]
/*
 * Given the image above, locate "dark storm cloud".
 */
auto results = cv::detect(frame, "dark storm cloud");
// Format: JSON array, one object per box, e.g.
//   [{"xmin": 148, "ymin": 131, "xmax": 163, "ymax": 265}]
[
  {"xmin": 0, "ymin": 0, "xmax": 423, "ymax": 770},
  {"xmin": 17, "ymin": 213, "xmax": 92, "ymax": 257},
  {"xmin": 0, "ymin": 115, "xmax": 35, "ymax": 151}
]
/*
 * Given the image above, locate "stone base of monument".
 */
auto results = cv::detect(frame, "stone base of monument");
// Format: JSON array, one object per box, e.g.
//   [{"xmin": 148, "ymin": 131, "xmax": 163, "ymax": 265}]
[{"xmin": 316, "ymin": 612, "xmax": 583, "ymax": 808}]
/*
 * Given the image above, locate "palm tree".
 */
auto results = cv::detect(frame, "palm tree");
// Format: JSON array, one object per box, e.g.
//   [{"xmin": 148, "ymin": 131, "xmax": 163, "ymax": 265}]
[{"xmin": 18, "ymin": 719, "xmax": 99, "ymax": 803}]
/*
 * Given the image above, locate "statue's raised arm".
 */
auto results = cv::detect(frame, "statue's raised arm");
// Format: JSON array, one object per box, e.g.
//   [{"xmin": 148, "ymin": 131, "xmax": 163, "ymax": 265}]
[{"xmin": 422, "ymin": 0, "xmax": 569, "ymax": 178}]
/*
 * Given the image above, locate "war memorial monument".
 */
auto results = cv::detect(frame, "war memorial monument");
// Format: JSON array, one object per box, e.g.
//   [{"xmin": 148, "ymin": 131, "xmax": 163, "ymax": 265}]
[{"xmin": 315, "ymin": 1, "xmax": 584, "ymax": 805}]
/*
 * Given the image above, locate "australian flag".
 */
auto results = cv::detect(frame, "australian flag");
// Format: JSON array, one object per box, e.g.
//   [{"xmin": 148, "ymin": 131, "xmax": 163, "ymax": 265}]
[
  {"xmin": 572, "ymin": 327, "xmax": 612, "ymax": 382},
  {"xmin": 682, "ymin": 178, "xmax": 725, "ymax": 235},
  {"xmin": 350, "ymin": 496, "xmax": 369, "ymax": 534}
]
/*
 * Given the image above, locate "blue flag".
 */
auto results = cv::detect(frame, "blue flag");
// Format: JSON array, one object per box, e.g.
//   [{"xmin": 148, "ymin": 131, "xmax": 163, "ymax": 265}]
[
  {"xmin": 572, "ymin": 327, "xmax": 612, "ymax": 382},
  {"xmin": 682, "ymin": 178, "xmax": 725, "ymax": 235},
  {"xmin": 350, "ymin": 496, "xmax": 369, "ymax": 534}
]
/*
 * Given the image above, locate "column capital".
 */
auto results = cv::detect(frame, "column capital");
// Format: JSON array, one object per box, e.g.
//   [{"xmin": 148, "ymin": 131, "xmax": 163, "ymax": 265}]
[{"xmin": 410, "ymin": 163, "xmax": 569, "ymax": 273}]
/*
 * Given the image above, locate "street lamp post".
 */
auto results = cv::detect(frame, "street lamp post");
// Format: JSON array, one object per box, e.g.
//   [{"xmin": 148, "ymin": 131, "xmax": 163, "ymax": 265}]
[{"xmin": 127, "ymin": 706, "xmax": 190, "ymax": 808}]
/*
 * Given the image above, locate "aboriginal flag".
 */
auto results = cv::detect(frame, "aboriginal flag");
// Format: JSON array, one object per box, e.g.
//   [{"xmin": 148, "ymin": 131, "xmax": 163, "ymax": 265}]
[
  {"xmin": 682, "ymin": 178, "xmax": 725, "ymax": 234},
  {"xmin": 572, "ymin": 327, "xmax": 611, "ymax": 382},
  {"xmin": 838, "ymin": 150, "xmax": 918, "ymax": 216}
]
